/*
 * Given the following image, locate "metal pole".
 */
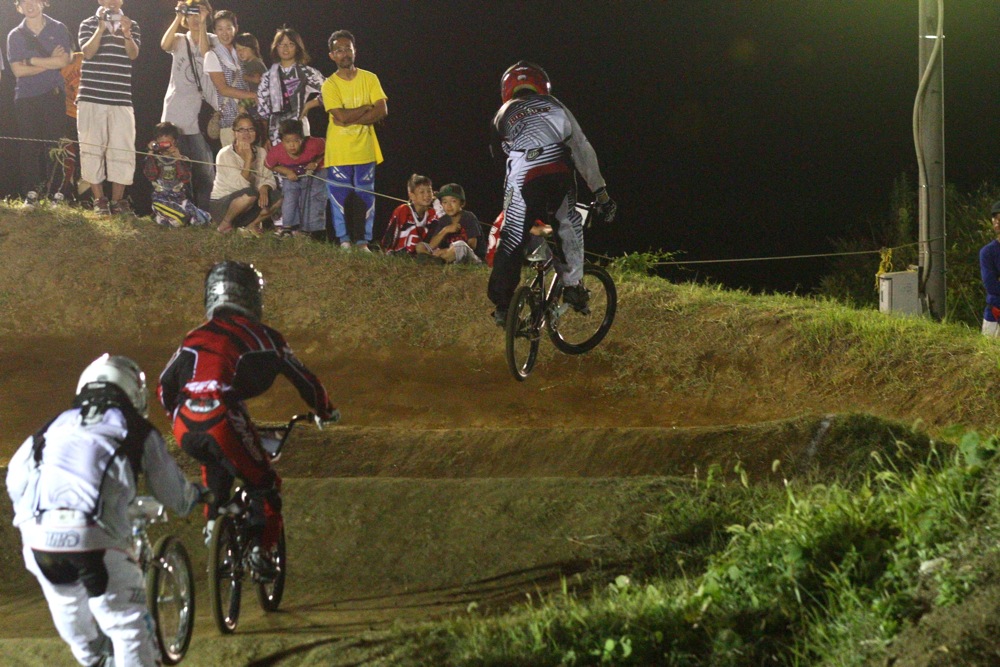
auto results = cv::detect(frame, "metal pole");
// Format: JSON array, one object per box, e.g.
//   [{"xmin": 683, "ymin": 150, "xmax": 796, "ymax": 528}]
[{"xmin": 917, "ymin": 0, "xmax": 946, "ymax": 319}]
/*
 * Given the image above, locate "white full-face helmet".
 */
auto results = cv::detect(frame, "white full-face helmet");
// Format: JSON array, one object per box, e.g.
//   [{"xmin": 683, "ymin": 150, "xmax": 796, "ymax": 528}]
[{"xmin": 76, "ymin": 354, "xmax": 149, "ymax": 417}]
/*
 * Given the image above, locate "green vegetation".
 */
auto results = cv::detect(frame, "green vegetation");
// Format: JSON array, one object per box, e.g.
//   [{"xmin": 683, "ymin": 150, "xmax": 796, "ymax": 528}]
[{"xmin": 376, "ymin": 433, "xmax": 999, "ymax": 666}]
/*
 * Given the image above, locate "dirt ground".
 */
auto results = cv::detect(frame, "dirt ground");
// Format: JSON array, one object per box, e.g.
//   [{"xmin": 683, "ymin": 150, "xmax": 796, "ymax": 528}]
[{"xmin": 0, "ymin": 323, "xmax": 915, "ymax": 667}]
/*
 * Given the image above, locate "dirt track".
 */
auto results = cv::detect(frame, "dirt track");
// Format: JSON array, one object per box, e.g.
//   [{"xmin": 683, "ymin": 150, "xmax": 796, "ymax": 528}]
[{"xmin": 0, "ymin": 325, "xmax": 901, "ymax": 665}]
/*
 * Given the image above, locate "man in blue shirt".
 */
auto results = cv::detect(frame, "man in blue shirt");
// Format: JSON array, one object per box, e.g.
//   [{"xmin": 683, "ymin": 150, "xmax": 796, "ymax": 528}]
[
  {"xmin": 979, "ymin": 201, "xmax": 1000, "ymax": 337},
  {"xmin": 6, "ymin": 0, "xmax": 73, "ymax": 202}
]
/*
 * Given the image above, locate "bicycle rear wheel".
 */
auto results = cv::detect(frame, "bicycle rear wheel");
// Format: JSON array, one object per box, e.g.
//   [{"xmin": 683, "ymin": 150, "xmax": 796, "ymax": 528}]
[
  {"xmin": 505, "ymin": 285, "xmax": 542, "ymax": 381},
  {"xmin": 146, "ymin": 535, "xmax": 194, "ymax": 665},
  {"xmin": 208, "ymin": 515, "xmax": 242, "ymax": 634},
  {"xmin": 256, "ymin": 524, "xmax": 286, "ymax": 611},
  {"xmin": 548, "ymin": 264, "xmax": 617, "ymax": 354}
]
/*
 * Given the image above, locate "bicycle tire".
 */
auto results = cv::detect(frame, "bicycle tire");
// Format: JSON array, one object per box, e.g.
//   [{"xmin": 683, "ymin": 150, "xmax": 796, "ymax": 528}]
[
  {"xmin": 146, "ymin": 535, "xmax": 195, "ymax": 665},
  {"xmin": 505, "ymin": 284, "xmax": 542, "ymax": 381},
  {"xmin": 208, "ymin": 515, "xmax": 242, "ymax": 634},
  {"xmin": 548, "ymin": 264, "xmax": 617, "ymax": 354},
  {"xmin": 256, "ymin": 524, "xmax": 286, "ymax": 612}
]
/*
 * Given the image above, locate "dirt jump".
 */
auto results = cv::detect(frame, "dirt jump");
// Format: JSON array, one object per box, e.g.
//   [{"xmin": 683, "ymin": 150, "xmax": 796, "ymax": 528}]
[{"xmin": 0, "ymin": 212, "xmax": 975, "ymax": 665}]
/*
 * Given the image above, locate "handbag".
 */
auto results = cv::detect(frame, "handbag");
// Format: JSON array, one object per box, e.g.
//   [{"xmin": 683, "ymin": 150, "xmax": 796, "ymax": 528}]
[
  {"xmin": 206, "ymin": 110, "xmax": 222, "ymax": 140},
  {"xmin": 184, "ymin": 36, "xmax": 220, "ymax": 140}
]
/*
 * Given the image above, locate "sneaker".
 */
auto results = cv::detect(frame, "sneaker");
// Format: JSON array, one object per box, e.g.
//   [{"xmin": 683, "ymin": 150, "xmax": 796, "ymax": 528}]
[
  {"xmin": 339, "ymin": 241, "xmax": 352, "ymax": 250},
  {"xmin": 202, "ymin": 519, "xmax": 215, "ymax": 547},
  {"xmin": 22, "ymin": 191, "xmax": 38, "ymax": 210},
  {"xmin": 110, "ymin": 200, "xmax": 132, "ymax": 216},
  {"xmin": 249, "ymin": 545, "xmax": 277, "ymax": 582},
  {"xmin": 52, "ymin": 192, "xmax": 65, "ymax": 205},
  {"xmin": 492, "ymin": 309, "xmax": 507, "ymax": 328},
  {"xmin": 355, "ymin": 243, "xmax": 372, "ymax": 253},
  {"xmin": 562, "ymin": 284, "xmax": 590, "ymax": 313},
  {"xmin": 274, "ymin": 228, "xmax": 294, "ymax": 239},
  {"xmin": 93, "ymin": 198, "xmax": 111, "ymax": 216}
]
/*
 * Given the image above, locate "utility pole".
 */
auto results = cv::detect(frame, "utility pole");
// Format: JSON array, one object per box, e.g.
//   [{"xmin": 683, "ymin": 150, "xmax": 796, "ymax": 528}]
[{"xmin": 917, "ymin": 0, "xmax": 945, "ymax": 319}]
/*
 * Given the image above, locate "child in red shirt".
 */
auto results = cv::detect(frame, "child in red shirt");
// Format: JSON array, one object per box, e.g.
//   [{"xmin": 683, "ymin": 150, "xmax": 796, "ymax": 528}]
[{"xmin": 265, "ymin": 119, "xmax": 326, "ymax": 236}]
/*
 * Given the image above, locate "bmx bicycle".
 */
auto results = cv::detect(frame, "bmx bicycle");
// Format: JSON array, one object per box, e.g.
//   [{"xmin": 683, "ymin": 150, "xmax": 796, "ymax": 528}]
[
  {"xmin": 505, "ymin": 204, "xmax": 617, "ymax": 381},
  {"xmin": 129, "ymin": 496, "xmax": 195, "ymax": 664},
  {"xmin": 207, "ymin": 412, "xmax": 336, "ymax": 634}
]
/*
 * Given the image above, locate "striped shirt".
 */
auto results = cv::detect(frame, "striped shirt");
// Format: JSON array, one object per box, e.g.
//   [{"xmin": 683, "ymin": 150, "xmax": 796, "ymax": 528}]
[{"xmin": 78, "ymin": 13, "xmax": 140, "ymax": 107}]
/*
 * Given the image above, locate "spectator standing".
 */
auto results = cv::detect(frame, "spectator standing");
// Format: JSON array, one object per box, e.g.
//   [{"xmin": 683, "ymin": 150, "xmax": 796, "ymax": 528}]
[
  {"xmin": 265, "ymin": 118, "xmax": 325, "ymax": 237},
  {"xmin": 210, "ymin": 113, "xmax": 278, "ymax": 234},
  {"xmin": 6, "ymin": 0, "xmax": 73, "ymax": 203},
  {"xmin": 78, "ymin": 0, "xmax": 141, "ymax": 216},
  {"xmin": 322, "ymin": 29, "xmax": 387, "ymax": 250},
  {"xmin": 257, "ymin": 27, "xmax": 324, "ymax": 147},
  {"xmin": 381, "ymin": 173, "xmax": 438, "ymax": 256},
  {"xmin": 204, "ymin": 10, "xmax": 255, "ymax": 147},
  {"xmin": 159, "ymin": 0, "xmax": 217, "ymax": 213},
  {"xmin": 416, "ymin": 183, "xmax": 484, "ymax": 264},
  {"xmin": 980, "ymin": 201, "xmax": 1000, "ymax": 337}
]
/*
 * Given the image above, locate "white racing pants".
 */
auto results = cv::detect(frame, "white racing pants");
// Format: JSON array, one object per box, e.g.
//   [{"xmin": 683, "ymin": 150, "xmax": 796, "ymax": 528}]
[{"xmin": 23, "ymin": 544, "xmax": 158, "ymax": 667}]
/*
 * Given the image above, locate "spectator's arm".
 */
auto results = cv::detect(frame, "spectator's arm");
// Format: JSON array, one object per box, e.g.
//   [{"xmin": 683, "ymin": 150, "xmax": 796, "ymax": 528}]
[
  {"xmin": 80, "ymin": 21, "xmax": 105, "ymax": 60},
  {"xmin": 329, "ymin": 104, "xmax": 372, "ymax": 126},
  {"xmin": 353, "ymin": 98, "xmax": 387, "ymax": 126},
  {"xmin": 209, "ymin": 71, "xmax": 256, "ymax": 102},
  {"xmin": 121, "ymin": 17, "xmax": 140, "ymax": 60},
  {"xmin": 160, "ymin": 15, "xmax": 183, "ymax": 52}
]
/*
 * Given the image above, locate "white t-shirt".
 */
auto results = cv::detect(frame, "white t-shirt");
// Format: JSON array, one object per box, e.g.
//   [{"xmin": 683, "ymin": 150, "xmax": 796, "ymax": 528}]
[{"xmin": 161, "ymin": 32, "xmax": 220, "ymax": 134}]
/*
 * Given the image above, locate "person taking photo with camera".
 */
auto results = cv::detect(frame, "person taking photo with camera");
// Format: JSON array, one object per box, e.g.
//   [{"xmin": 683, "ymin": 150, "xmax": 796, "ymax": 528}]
[
  {"xmin": 78, "ymin": 0, "xmax": 140, "ymax": 216},
  {"xmin": 160, "ymin": 0, "xmax": 217, "ymax": 212}
]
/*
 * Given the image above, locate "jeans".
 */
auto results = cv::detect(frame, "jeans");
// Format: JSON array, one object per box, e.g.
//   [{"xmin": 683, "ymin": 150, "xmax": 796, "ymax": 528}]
[{"xmin": 15, "ymin": 88, "xmax": 66, "ymax": 196}]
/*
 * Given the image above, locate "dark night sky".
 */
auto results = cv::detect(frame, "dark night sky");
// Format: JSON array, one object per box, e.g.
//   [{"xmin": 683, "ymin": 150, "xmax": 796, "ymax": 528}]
[{"xmin": 2, "ymin": 1, "xmax": 998, "ymax": 292}]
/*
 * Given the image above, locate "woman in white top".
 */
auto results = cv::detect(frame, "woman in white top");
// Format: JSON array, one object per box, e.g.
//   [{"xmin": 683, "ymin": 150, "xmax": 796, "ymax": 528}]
[
  {"xmin": 203, "ymin": 10, "xmax": 255, "ymax": 147},
  {"xmin": 210, "ymin": 113, "xmax": 278, "ymax": 234},
  {"xmin": 256, "ymin": 27, "xmax": 325, "ymax": 146},
  {"xmin": 159, "ymin": 0, "xmax": 217, "ymax": 211}
]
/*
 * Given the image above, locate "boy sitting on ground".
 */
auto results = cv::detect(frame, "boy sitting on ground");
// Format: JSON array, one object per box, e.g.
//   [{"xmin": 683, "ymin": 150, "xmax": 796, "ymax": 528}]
[
  {"xmin": 381, "ymin": 173, "xmax": 440, "ymax": 255},
  {"xmin": 415, "ymin": 183, "xmax": 484, "ymax": 264},
  {"xmin": 265, "ymin": 119, "xmax": 325, "ymax": 238},
  {"xmin": 143, "ymin": 121, "xmax": 210, "ymax": 227}
]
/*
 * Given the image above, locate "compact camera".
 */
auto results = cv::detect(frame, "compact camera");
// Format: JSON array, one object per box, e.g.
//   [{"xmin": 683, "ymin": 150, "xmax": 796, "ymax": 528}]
[
  {"xmin": 102, "ymin": 10, "xmax": 123, "ymax": 21},
  {"xmin": 179, "ymin": 2, "xmax": 202, "ymax": 15},
  {"xmin": 149, "ymin": 140, "xmax": 173, "ymax": 155}
]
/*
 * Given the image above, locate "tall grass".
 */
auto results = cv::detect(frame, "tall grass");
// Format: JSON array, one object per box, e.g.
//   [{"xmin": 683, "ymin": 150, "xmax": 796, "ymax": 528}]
[{"xmin": 381, "ymin": 432, "xmax": 998, "ymax": 666}]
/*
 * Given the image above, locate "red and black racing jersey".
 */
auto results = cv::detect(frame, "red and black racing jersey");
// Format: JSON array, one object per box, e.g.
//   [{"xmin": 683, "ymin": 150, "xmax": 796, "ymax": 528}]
[{"xmin": 158, "ymin": 313, "xmax": 334, "ymax": 419}]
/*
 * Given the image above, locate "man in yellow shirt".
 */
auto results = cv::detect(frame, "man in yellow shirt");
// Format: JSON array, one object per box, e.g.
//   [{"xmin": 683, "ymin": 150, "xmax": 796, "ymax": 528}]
[{"xmin": 322, "ymin": 29, "xmax": 387, "ymax": 251}]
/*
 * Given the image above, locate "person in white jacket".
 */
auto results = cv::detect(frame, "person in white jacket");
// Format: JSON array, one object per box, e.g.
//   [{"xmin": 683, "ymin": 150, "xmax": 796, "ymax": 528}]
[{"xmin": 6, "ymin": 354, "xmax": 205, "ymax": 667}]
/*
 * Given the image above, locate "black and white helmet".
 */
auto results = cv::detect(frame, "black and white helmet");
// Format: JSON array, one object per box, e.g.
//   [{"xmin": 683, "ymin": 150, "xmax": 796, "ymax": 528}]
[
  {"xmin": 76, "ymin": 354, "xmax": 149, "ymax": 417},
  {"xmin": 204, "ymin": 261, "xmax": 264, "ymax": 320}
]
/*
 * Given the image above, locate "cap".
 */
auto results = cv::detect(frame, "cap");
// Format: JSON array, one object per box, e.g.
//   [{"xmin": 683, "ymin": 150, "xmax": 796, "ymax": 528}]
[{"xmin": 437, "ymin": 183, "xmax": 466, "ymax": 203}]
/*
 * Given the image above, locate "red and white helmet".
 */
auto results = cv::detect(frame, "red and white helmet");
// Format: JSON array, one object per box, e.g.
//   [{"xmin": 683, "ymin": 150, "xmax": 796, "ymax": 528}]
[{"xmin": 500, "ymin": 61, "xmax": 551, "ymax": 103}]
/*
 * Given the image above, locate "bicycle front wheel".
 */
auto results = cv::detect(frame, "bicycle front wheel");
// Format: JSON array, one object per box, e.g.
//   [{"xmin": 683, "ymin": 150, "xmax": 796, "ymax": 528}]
[
  {"xmin": 548, "ymin": 264, "xmax": 617, "ymax": 354},
  {"xmin": 146, "ymin": 535, "xmax": 194, "ymax": 665},
  {"xmin": 256, "ymin": 524, "xmax": 286, "ymax": 612},
  {"xmin": 208, "ymin": 515, "xmax": 242, "ymax": 634},
  {"xmin": 505, "ymin": 285, "xmax": 542, "ymax": 381}
]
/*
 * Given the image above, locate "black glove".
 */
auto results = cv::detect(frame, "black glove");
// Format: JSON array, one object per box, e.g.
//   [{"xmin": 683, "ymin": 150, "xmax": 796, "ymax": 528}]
[
  {"xmin": 197, "ymin": 485, "xmax": 215, "ymax": 506},
  {"xmin": 593, "ymin": 188, "xmax": 617, "ymax": 224}
]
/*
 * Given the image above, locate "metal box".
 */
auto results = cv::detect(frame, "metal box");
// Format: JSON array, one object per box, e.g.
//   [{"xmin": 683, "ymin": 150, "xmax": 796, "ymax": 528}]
[{"xmin": 878, "ymin": 271, "xmax": 922, "ymax": 316}]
